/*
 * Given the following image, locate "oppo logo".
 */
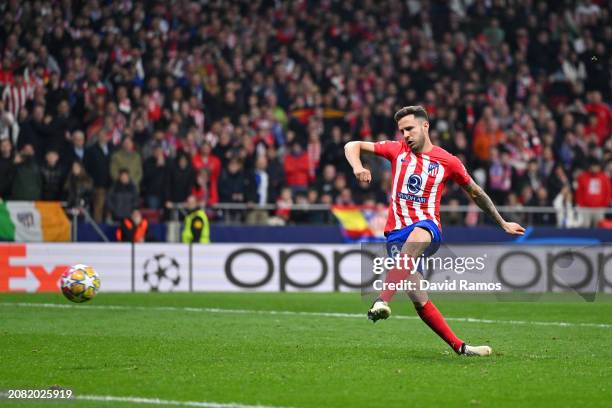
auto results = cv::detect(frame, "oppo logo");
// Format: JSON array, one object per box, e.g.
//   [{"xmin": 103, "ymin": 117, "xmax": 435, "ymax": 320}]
[
  {"xmin": 224, "ymin": 248, "xmax": 378, "ymax": 291},
  {"xmin": 496, "ymin": 250, "xmax": 612, "ymax": 292}
]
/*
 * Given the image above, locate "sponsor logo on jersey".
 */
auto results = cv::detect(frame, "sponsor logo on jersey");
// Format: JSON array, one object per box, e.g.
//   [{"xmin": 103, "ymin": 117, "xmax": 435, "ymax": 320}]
[
  {"xmin": 397, "ymin": 191, "xmax": 427, "ymax": 203},
  {"xmin": 407, "ymin": 174, "xmax": 422, "ymax": 194}
]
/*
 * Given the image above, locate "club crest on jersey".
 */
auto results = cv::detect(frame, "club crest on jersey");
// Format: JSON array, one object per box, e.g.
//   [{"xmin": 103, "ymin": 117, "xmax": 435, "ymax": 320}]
[{"xmin": 428, "ymin": 162, "xmax": 439, "ymax": 177}]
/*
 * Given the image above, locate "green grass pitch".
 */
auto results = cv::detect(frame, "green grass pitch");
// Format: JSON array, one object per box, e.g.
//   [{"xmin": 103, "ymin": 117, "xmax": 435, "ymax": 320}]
[{"xmin": 1, "ymin": 292, "xmax": 611, "ymax": 407}]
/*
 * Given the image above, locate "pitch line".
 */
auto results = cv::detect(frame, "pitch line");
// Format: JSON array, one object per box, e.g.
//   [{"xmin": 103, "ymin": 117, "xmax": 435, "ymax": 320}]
[
  {"xmin": 0, "ymin": 392, "xmax": 290, "ymax": 408},
  {"xmin": 1, "ymin": 302, "xmax": 612, "ymax": 329},
  {"xmin": 78, "ymin": 394, "xmax": 292, "ymax": 407}
]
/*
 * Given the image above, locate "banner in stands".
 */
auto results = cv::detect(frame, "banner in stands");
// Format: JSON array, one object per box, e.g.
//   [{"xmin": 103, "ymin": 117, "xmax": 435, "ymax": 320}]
[
  {"xmin": 0, "ymin": 201, "xmax": 70, "ymax": 242},
  {"xmin": 0, "ymin": 243, "xmax": 610, "ymax": 293}
]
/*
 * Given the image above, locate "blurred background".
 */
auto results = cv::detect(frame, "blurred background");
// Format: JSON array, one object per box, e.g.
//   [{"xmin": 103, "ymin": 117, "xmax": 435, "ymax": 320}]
[{"xmin": 0, "ymin": 0, "xmax": 610, "ymax": 246}]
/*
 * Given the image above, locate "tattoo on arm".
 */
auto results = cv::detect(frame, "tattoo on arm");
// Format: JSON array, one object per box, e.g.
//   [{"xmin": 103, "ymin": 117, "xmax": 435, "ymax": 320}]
[{"xmin": 462, "ymin": 180, "xmax": 505, "ymax": 226}]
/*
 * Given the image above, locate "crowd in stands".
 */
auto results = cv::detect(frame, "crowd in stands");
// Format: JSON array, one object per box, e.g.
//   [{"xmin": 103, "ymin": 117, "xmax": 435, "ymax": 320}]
[{"xmin": 0, "ymin": 0, "xmax": 610, "ymax": 227}]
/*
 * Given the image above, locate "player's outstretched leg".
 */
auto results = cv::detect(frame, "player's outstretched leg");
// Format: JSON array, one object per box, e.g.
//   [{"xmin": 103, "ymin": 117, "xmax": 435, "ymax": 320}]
[{"xmin": 414, "ymin": 299, "xmax": 492, "ymax": 356}]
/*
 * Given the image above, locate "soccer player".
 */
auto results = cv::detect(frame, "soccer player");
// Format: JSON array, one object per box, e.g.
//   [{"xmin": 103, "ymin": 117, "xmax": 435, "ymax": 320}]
[{"xmin": 344, "ymin": 105, "xmax": 525, "ymax": 356}]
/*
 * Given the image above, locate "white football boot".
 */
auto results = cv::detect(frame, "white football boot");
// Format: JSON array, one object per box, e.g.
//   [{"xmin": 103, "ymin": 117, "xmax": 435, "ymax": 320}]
[
  {"xmin": 367, "ymin": 300, "xmax": 391, "ymax": 323},
  {"xmin": 460, "ymin": 343, "xmax": 493, "ymax": 356}
]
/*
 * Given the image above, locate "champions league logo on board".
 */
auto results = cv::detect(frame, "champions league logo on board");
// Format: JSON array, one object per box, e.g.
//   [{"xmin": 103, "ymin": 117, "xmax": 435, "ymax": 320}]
[{"xmin": 142, "ymin": 254, "xmax": 181, "ymax": 292}]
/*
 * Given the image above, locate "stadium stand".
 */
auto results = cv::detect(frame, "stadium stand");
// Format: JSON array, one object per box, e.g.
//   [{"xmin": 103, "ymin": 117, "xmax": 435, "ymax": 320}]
[{"xmin": 0, "ymin": 0, "xmax": 609, "ymax": 229}]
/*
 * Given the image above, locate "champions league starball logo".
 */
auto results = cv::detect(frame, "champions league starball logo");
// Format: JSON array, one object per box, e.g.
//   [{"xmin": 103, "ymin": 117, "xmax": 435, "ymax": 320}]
[{"xmin": 142, "ymin": 254, "xmax": 181, "ymax": 292}]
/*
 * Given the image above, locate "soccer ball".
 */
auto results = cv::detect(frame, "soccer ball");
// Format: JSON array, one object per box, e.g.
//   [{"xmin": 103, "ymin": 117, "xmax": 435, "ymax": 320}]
[{"xmin": 60, "ymin": 264, "xmax": 101, "ymax": 303}]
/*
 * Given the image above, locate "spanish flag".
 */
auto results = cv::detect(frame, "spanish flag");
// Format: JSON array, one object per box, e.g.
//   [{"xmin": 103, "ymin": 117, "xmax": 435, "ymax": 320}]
[{"xmin": 331, "ymin": 205, "xmax": 373, "ymax": 240}]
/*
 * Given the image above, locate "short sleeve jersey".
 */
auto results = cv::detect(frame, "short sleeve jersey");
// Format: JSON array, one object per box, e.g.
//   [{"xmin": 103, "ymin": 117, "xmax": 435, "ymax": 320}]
[{"xmin": 374, "ymin": 140, "xmax": 470, "ymax": 233}]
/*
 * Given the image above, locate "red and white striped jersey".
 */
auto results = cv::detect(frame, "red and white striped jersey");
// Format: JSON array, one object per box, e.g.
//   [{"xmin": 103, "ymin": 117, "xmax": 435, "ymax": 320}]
[
  {"xmin": 1, "ymin": 81, "xmax": 34, "ymax": 119},
  {"xmin": 374, "ymin": 140, "xmax": 471, "ymax": 233}
]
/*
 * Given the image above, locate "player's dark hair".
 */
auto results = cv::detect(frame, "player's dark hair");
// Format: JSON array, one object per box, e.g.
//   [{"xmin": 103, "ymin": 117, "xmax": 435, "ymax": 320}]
[{"xmin": 394, "ymin": 106, "xmax": 429, "ymax": 123}]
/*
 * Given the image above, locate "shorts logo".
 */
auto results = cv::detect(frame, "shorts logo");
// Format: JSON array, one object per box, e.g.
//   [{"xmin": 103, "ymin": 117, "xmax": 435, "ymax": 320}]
[
  {"xmin": 428, "ymin": 162, "xmax": 439, "ymax": 177},
  {"xmin": 407, "ymin": 174, "xmax": 422, "ymax": 194}
]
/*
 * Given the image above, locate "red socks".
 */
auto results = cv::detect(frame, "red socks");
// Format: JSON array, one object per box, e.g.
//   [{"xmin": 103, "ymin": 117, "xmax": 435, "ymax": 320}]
[
  {"xmin": 378, "ymin": 264, "xmax": 464, "ymax": 353},
  {"xmin": 416, "ymin": 300, "xmax": 463, "ymax": 353},
  {"xmin": 379, "ymin": 266, "xmax": 411, "ymax": 303}
]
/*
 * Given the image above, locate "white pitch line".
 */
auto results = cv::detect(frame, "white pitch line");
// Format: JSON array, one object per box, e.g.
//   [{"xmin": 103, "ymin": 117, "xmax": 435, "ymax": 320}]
[
  {"xmin": 1, "ymin": 302, "xmax": 612, "ymax": 329},
  {"xmin": 0, "ymin": 392, "xmax": 290, "ymax": 408},
  {"xmin": 77, "ymin": 394, "xmax": 291, "ymax": 408}
]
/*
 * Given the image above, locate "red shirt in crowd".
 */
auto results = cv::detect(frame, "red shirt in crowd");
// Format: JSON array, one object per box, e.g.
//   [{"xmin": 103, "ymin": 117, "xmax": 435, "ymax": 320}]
[
  {"xmin": 192, "ymin": 153, "xmax": 221, "ymax": 206},
  {"xmin": 284, "ymin": 152, "xmax": 309, "ymax": 187},
  {"xmin": 575, "ymin": 170, "xmax": 611, "ymax": 208},
  {"xmin": 585, "ymin": 102, "xmax": 612, "ymax": 146}
]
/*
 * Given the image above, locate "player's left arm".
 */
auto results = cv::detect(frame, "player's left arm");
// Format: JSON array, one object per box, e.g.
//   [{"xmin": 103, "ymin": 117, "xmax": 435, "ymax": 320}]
[{"xmin": 461, "ymin": 179, "xmax": 525, "ymax": 235}]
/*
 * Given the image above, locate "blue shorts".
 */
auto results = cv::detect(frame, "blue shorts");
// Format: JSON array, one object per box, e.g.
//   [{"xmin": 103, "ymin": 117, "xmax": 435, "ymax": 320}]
[{"xmin": 385, "ymin": 220, "xmax": 442, "ymax": 259}]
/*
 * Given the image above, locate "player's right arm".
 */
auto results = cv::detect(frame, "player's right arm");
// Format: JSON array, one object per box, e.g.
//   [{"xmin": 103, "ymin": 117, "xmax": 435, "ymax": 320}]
[{"xmin": 344, "ymin": 141, "xmax": 375, "ymax": 183}]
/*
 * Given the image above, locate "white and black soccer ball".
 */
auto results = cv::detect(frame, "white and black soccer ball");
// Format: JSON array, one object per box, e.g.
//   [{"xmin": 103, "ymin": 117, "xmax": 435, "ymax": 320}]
[{"xmin": 142, "ymin": 254, "xmax": 181, "ymax": 292}]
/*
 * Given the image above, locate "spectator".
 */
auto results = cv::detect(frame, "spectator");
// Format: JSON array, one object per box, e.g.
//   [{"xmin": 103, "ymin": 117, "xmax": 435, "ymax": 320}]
[
  {"xmin": 0, "ymin": 99, "xmax": 19, "ymax": 145},
  {"xmin": 10, "ymin": 144, "xmax": 41, "ymax": 200},
  {"xmin": 46, "ymin": 99, "xmax": 77, "ymax": 154},
  {"xmin": 284, "ymin": 142, "xmax": 309, "ymax": 194},
  {"xmin": 585, "ymin": 91, "xmax": 611, "ymax": 146},
  {"xmin": 504, "ymin": 192, "xmax": 526, "ymax": 226},
  {"xmin": 290, "ymin": 193, "xmax": 310, "ymax": 224},
  {"xmin": 575, "ymin": 160, "xmax": 612, "ymax": 227},
  {"xmin": 320, "ymin": 126, "xmax": 347, "ymax": 171},
  {"xmin": 275, "ymin": 187, "xmax": 293, "ymax": 223},
  {"xmin": 191, "ymin": 142, "xmax": 220, "ymax": 204},
  {"xmin": 307, "ymin": 130, "xmax": 321, "ymax": 182},
  {"xmin": 63, "ymin": 161, "xmax": 93, "ymax": 209},
  {"xmin": 40, "ymin": 150, "xmax": 65, "ymax": 200},
  {"xmin": 1, "ymin": 68, "xmax": 34, "ymax": 121},
  {"xmin": 181, "ymin": 195, "xmax": 210, "ymax": 244},
  {"xmin": 116, "ymin": 209, "xmax": 150, "ymax": 243},
  {"xmin": 553, "ymin": 186, "xmax": 584, "ymax": 228},
  {"xmin": 63, "ymin": 130, "xmax": 86, "ymax": 169},
  {"xmin": 265, "ymin": 146, "xmax": 285, "ymax": 203},
  {"xmin": 0, "ymin": 138, "xmax": 14, "ymax": 199},
  {"xmin": 353, "ymin": 179, "xmax": 375, "ymax": 205},
  {"xmin": 254, "ymin": 155, "xmax": 269, "ymax": 206},
  {"xmin": 110, "ymin": 137, "xmax": 142, "ymax": 188},
  {"xmin": 106, "ymin": 169, "xmax": 139, "ymax": 222},
  {"xmin": 517, "ymin": 159, "xmax": 543, "ymax": 193},
  {"xmin": 473, "ymin": 109, "xmax": 506, "ymax": 164},
  {"xmin": 218, "ymin": 157, "xmax": 256, "ymax": 206},
  {"xmin": 192, "ymin": 169, "xmax": 218, "ymax": 207},
  {"xmin": 84, "ymin": 132, "xmax": 113, "ymax": 223},
  {"xmin": 18, "ymin": 105, "xmax": 50, "ymax": 160},
  {"xmin": 530, "ymin": 187, "xmax": 555, "ymax": 226},
  {"xmin": 245, "ymin": 155, "xmax": 270, "ymax": 225},
  {"xmin": 165, "ymin": 153, "xmax": 195, "ymax": 208},
  {"xmin": 487, "ymin": 147, "xmax": 513, "ymax": 205},
  {"xmin": 142, "ymin": 145, "xmax": 168, "ymax": 210}
]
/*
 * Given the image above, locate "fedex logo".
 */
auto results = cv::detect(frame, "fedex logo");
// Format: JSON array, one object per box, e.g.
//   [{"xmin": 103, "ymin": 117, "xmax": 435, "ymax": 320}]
[{"xmin": 0, "ymin": 244, "xmax": 68, "ymax": 292}]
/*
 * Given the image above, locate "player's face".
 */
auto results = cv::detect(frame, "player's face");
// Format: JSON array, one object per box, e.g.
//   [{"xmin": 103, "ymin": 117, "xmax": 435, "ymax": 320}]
[{"xmin": 398, "ymin": 115, "xmax": 428, "ymax": 152}]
